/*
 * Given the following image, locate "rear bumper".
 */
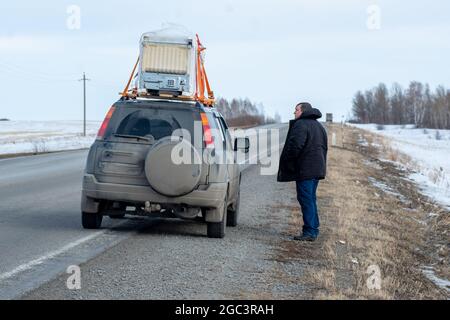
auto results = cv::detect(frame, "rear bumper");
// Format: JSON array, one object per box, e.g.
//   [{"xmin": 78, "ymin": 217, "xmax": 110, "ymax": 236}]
[{"xmin": 81, "ymin": 174, "xmax": 227, "ymax": 211}]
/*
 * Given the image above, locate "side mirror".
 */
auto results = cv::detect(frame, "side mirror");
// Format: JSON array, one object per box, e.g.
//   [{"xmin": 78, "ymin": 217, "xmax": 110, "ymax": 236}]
[{"xmin": 234, "ymin": 137, "xmax": 250, "ymax": 153}]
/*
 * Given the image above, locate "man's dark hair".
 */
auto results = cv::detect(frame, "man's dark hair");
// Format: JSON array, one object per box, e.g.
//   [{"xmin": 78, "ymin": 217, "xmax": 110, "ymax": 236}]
[{"xmin": 296, "ymin": 102, "xmax": 313, "ymax": 112}]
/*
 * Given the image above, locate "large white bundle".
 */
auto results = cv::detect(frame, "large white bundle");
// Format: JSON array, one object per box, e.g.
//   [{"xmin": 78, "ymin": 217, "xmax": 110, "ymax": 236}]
[
  {"xmin": 137, "ymin": 27, "xmax": 197, "ymax": 96},
  {"xmin": 141, "ymin": 43, "xmax": 189, "ymax": 75}
]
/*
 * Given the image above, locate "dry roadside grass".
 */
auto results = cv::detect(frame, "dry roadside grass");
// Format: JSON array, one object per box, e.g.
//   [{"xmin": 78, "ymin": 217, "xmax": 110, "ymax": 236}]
[
  {"xmin": 353, "ymin": 126, "xmax": 449, "ymax": 286},
  {"xmin": 271, "ymin": 123, "xmax": 448, "ymax": 299}
]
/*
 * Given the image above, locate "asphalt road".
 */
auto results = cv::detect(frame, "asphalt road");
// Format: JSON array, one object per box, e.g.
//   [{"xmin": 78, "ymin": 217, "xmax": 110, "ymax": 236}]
[{"xmin": 0, "ymin": 123, "xmax": 289, "ymax": 299}]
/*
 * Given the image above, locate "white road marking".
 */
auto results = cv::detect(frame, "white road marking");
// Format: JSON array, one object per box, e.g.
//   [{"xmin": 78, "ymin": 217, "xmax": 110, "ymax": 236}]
[{"xmin": 0, "ymin": 231, "xmax": 105, "ymax": 282}]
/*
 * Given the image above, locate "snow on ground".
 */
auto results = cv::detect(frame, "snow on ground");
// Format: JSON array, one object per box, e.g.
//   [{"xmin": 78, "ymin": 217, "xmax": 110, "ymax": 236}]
[
  {"xmin": 351, "ymin": 124, "xmax": 450, "ymax": 209},
  {"xmin": 0, "ymin": 120, "xmax": 101, "ymax": 155},
  {"xmin": 367, "ymin": 176, "xmax": 408, "ymax": 204},
  {"xmin": 422, "ymin": 266, "xmax": 450, "ymax": 293}
]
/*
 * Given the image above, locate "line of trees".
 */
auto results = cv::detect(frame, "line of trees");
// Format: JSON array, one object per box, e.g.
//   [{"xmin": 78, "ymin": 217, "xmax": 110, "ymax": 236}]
[
  {"xmin": 215, "ymin": 97, "xmax": 281, "ymax": 127},
  {"xmin": 351, "ymin": 82, "xmax": 450, "ymax": 129}
]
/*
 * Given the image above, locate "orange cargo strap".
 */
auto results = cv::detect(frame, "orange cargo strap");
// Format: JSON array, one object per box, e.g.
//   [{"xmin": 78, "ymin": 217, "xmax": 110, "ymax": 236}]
[
  {"xmin": 121, "ymin": 56, "xmax": 140, "ymax": 98},
  {"xmin": 195, "ymin": 34, "xmax": 215, "ymax": 106}
]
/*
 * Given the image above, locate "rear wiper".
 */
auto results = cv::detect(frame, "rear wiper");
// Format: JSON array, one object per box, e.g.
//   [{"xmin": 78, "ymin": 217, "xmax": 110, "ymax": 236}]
[{"xmin": 113, "ymin": 134, "xmax": 152, "ymax": 142}]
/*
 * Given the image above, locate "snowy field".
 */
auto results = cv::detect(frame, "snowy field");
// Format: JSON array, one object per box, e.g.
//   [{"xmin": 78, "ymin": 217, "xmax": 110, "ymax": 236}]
[
  {"xmin": 0, "ymin": 120, "xmax": 101, "ymax": 155},
  {"xmin": 351, "ymin": 124, "xmax": 450, "ymax": 210}
]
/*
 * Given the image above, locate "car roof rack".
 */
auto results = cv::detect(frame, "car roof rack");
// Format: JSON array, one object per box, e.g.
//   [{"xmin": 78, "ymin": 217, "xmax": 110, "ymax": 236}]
[
  {"xmin": 134, "ymin": 96, "xmax": 197, "ymax": 104},
  {"xmin": 120, "ymin": 34, "xmax": 215, "ymax": 107}
]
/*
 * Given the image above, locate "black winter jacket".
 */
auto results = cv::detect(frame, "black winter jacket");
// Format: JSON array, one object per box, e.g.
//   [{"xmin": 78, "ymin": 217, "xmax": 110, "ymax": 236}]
[{"xmin": 277, "ymin": 108, "xmax": 328, "ymax": 182}]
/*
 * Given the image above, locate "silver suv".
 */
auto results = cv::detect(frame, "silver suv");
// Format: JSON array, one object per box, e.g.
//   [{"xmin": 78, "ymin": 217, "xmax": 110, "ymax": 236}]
[{"xmin": 81, "ymin": 98, "xmax": 249, "ymax": 238}]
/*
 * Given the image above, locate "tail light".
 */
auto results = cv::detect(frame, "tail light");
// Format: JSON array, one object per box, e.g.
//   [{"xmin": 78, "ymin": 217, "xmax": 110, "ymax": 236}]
[
  {"xmin": 200, "ymin": 112, "xmax": 214, "ymax": 148},
  {"xmin": 96, "ymin": 106, "xmax": 116, "ymax": 140}
]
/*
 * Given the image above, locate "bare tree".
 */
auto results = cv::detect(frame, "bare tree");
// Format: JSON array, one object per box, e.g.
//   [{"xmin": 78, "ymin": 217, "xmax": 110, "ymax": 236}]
[
  {"xmin": 390, "ymin": 83, "xmax": 405, "ymax": 124},
  {"xmin": 364, "ymin": 90, "xmax": 375, "ymax": 123},
  {"xmin": 274, "ymin": 112, "xmax": 282, "ymax": 123},
  {"xmin": 373, "ymin": 83, "xmax": 390, "ymax": 124},
  {"xmin": 214, "ymin": 97, "xmax": 267, "ymax": 127},
  {"xmin": 352, "ymin": 91, "xmax": 368, "ymax": 123},
  {"xmin": 406, "ymin": 81, "xmax": 425, "ymax": 126},
  {"xmin": 351, "ymin": 81, "xmax": 450, "ymax": 129}
]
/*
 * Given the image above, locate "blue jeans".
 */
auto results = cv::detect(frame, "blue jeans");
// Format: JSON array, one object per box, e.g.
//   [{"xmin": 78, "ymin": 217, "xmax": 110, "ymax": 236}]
[{"xmin": 296, "ymin": 179, "xmax": 320, "ymax": 238}]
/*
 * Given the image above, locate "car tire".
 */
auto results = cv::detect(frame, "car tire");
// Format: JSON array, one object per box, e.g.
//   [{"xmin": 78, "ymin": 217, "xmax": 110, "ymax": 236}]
[
  {"xmin": 227, "ymin": 191, "xmax": 240, "ymax": 227},
  {"xmin": 207, "ymin": 201, "xmax": 227, "ymax": 238},
  {"xmin": 82, "ymin": 211, "xmax": 103, "ymax": 229}
]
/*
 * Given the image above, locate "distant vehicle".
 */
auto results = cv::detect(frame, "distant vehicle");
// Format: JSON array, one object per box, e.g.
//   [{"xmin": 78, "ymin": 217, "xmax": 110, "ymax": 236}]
[
  {"xmin": 81, "ymin": 98, "xmax": 249, "ymax": 238},
  {"xmin": 0, "ymin": 118, "xmax": 10, "ymax": 121}
]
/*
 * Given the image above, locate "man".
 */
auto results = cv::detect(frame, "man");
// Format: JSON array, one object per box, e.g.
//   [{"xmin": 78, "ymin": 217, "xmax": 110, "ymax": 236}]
[{"xmin": 277, "ymin": 102, "xmax": 328, "ymax": 241}]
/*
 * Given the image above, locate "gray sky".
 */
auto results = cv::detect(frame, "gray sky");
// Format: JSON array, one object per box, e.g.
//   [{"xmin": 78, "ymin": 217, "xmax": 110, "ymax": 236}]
[{"xmin": 1, "ymin": 0, "xmax": 449, "ymax": 122}]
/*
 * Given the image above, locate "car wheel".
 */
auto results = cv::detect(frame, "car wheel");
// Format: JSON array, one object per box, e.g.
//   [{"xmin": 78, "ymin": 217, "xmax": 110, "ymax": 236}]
[
  {"xmin": 227, "ymin": 191, "xmax": 240, "ymax": 227},
  {"xmin": 207, "ymin": 201, "xmax": 227, "ymax": 238},
  {"xmin": 82, "ymin": 211, "xmax": 103, "ymax": 229}
]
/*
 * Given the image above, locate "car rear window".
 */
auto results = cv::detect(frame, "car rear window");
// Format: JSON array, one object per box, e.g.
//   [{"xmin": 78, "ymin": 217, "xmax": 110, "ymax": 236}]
[{"xmin": 104, "ymin": 102, "xmax": 200, "ymax": 143}]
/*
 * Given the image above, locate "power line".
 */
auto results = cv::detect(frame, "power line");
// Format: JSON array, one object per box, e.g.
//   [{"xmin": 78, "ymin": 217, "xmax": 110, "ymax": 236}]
[{"xmin": 0, "ymin": 59, "xmax": 79, "ymax": 80}]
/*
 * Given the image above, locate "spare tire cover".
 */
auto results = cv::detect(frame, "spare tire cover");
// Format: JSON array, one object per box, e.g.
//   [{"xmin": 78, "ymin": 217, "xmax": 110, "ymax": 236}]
[{"xmin": 145, "ymin": 137, "xmax": 202, "ymax": 197}]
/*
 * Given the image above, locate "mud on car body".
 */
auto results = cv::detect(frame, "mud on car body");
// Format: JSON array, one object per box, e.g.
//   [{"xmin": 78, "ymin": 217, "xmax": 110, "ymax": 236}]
[{"xmin": 81, "ymin": 98, "xmax": 249, "ymax": 238}]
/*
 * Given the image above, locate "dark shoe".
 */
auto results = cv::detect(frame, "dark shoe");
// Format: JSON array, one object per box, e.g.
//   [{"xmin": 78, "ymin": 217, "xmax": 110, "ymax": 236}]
[{"xmin": 293, "ymin": 234, "xmax": 316, "ymax": 242}]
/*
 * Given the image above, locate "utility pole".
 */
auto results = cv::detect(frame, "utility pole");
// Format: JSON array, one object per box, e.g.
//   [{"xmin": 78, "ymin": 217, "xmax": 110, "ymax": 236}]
[{"xmin": 79, "ymin": 73, "xmax": 90, "ymax": 136}]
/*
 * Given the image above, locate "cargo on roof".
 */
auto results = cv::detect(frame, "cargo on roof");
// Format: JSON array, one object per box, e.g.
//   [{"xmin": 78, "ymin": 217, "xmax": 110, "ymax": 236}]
[
  {"xmin": 120, "ymin": 27, "xmax": 215, "ymax": 106},
  {"xmin": 137, "ymin": 28, "xmax": 196, "ymax": 97}
]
